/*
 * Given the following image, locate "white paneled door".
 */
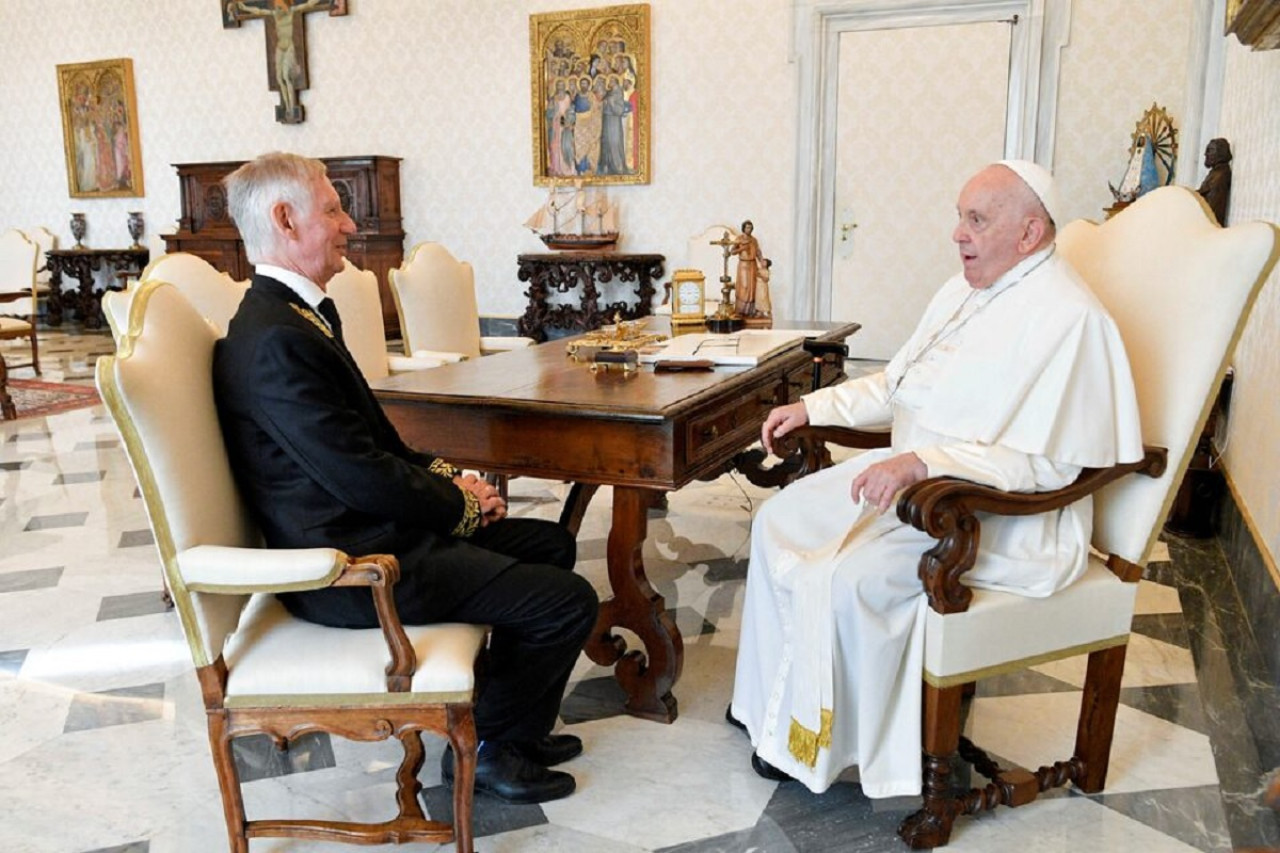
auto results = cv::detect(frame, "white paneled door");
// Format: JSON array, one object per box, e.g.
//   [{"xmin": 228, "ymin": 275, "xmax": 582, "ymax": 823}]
[{"xmin": 830, "ymin": 21, "xmax": 1011, "ymax": 359}]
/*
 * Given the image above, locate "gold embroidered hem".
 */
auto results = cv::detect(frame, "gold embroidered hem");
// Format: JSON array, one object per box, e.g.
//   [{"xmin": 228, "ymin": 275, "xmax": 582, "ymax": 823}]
[
  {"xmin": 427, "ymin": 458, "xmax": 460, "ymax": 479},
  {"xmin": 289, "ymin": 304, "xmax": 333, "ymax": 339},
  {"xmin": 450, "ymin": 489, "xmax": 481, "ymax": 538},
  {"xmin": 788, "ymin": 708, "xmax": 833, "ymax": 768}
]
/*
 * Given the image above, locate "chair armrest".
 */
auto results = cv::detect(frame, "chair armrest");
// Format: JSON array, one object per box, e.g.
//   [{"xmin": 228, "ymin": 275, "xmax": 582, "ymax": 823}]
[
  {"xmin": 737, "ymin": 424, "xmax": 892, "ymax": 488},
  {"xmin": 410, "ymin": 348, "xmax": 467, "ymax": 363},
  {"xmin": 178, "ymin": 544, "xmax": 346, "ymax": 591},
  {"xmin": 387, "ymin": 353, "xmax": 447, "ymax": 372},
  {"xmin": 180, "ymin": 546, "xmax": 418, "ymax": 693},
  {"xmin": 330, "ymin": 553, "xmax": 416, "ymax": 691},
  {"xmin": 480, "ymin": 336, "xmax": 536, "ymax": 353},
  {"xmin": 788, "ymin": 424, "xmax": 892, "ymax": 451},
  {"xmin": 895, "ymin": 445, "xmax": 1168, "ymax": 615}
]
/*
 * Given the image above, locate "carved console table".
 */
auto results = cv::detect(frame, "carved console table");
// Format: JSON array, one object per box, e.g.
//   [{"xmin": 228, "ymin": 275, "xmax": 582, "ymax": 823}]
[
  {"xmin": 45, "ymin": 247, "xmax": 149, "ymax": 330},
  {"xmin": 516, "ymin": 252, "xmax": 664, "ymax": 342}
]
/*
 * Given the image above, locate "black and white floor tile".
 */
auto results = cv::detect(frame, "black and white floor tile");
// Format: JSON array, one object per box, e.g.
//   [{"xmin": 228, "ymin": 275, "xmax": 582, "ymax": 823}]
[{"xmin": 1, "ymin": 332, "xmax": 1278, "ymax": 852}]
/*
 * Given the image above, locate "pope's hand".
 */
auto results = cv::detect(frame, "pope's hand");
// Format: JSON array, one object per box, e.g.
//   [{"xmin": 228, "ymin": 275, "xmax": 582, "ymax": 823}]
[
  {"xmin": 850, "ymin": 452, "xmax": 926, "ymax": 514},
  {"xmin": 761, "ymin": 402, "xmax": 809, "ymax": 456}
]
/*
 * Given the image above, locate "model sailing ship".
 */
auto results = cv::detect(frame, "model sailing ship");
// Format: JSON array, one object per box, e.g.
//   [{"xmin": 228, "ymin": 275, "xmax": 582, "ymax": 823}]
[{"xmin": 525, "ymin": 180, "xmax": 618, "ymax": 251}]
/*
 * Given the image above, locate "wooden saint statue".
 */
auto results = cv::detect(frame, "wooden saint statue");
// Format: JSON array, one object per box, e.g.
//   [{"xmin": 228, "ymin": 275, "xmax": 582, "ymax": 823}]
[{"xmin": 1197, "ymin": 137, "xmax": 1232, "ymax": 226}]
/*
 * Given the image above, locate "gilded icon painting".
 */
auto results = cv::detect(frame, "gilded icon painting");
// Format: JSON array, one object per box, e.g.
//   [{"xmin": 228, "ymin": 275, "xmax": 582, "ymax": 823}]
[
  {"xmin": 56, "ymin": 58, "xmax": 145, "ymax": 198},
  {"xmin": 529, "ymin": 3, "xmax": 650, "ymax": 186}
]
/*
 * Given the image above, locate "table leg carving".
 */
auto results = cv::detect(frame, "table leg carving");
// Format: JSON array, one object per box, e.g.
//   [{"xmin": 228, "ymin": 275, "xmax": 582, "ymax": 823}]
[
  {"xmin": 585, "ymin": 486, "xmax": 681, "ymax": 723},
  {"xmin": 0, "ymin": 354, "xmax": 15, "ymax": 420},
  {"xmin": 46, "ymin": 266, "xmax": 66, "ymax": 327}
]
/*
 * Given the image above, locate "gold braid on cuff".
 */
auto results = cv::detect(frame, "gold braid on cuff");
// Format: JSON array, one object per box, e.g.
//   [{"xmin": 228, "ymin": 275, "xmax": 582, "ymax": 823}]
[
  {"xmin": 428, "ymin": 458, "xmax": 461, "ymax": 479},
  {"xmin": 451, "ymin": 489, "xmax": 481, "ymax": 538}
]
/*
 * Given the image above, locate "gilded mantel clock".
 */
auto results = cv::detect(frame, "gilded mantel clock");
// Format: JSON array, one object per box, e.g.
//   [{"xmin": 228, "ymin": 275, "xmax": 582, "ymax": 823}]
[{"xmin": 670, "ymin": 269, "xmax": 707, "ymax": 327}]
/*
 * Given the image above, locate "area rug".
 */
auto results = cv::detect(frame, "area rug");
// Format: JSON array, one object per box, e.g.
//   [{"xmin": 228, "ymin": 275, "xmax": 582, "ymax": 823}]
[{"xmin": 2, "ymin": 379, "xmax": 100, "ymax": 420}]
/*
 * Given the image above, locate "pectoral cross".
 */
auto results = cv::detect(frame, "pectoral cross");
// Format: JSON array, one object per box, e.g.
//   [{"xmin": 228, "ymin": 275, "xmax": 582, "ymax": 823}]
[{"xmin": 221, "ymin": 0, "xmax": 348, "ymax": 124}]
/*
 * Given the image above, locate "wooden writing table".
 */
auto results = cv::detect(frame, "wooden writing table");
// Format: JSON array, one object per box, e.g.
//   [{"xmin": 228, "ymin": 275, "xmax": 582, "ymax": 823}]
[{"xmin": 372, "ymin": 320, "xmax": 859, "ymax": 722}]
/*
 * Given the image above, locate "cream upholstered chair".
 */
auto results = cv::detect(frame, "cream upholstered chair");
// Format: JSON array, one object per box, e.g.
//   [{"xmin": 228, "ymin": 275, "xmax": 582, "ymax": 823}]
[
  {"xmin": 23, "ymin": 225, "xmax": 57, "ymax": 297},
  {"xmin": 327, "ymin": 259, "xmax": 447, "ymax": 381},
  {"xmin": 140, "ymin": 251, "xmax": 249, "ymax": 335},
  {"xmin": 106, "ymin": 251, "xmax": 249, "ymax": 342},
  {"xmin": 97, "ymin": 280, "xmax": 485, "ymax": 853},
  {"xmin": 390, "ymin": 242, "xmax": 535, "ymax": 362},
  {"xmin": 780, "ymin": 186, "xmax": 1278, "ymax": 848},
  {"xmin": 0, "ymin": 228, "xmax": 40, "ymax": 375}
]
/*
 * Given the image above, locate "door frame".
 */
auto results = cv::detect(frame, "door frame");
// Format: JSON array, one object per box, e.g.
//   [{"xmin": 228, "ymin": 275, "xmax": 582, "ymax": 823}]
[{"xmin": 788, "ymin": 0, "xmax": 1071, "ymax": 322}]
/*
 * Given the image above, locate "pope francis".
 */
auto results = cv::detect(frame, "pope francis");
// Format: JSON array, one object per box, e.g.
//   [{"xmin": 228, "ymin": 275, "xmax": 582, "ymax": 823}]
[{"xmin": 729, "ymin": 160, "xmax": 1144, "ymax": 798}]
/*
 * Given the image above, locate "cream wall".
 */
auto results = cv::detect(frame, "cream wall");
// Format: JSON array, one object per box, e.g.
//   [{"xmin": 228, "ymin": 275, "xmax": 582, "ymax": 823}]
[
  {"xmin": 0, "ymin": 0, "xmax": 797, "ymax": 319},
  {"xmin": 1053, "ymin": 0, "xmax": 1193, "ymax": 224},
  {"xmin": 1217, "ymin": 41, "xmax": 1280, "ymax": 570},
  {"xmin": 0, "ymin": 0, "xmax": 1275, "ymax": 569}
]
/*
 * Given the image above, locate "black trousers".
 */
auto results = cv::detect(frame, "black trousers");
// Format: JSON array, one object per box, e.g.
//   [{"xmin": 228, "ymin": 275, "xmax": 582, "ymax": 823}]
[
  {"xmin": 280, "ymin": 517, "xmax": 597, "ymax": 742},
  {"xmin": 444, "ymin": 518, "xmax": 598, "ymax": 742}
]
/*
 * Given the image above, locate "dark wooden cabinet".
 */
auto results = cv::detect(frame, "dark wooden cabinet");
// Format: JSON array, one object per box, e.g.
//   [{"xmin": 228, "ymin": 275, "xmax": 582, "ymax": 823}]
[{"xmin": 162, "ymin": 155, "xmax": 406, "ymax": 336}]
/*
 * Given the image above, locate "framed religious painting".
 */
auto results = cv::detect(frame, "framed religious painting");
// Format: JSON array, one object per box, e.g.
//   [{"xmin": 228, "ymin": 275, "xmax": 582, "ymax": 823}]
[
  {"xmin": 56, "ymin": 58, "xmax": 145, "ymax": 198},
  {"xmin": 529, "ymin": 3, "xmax": 651, "ymax": 186}
]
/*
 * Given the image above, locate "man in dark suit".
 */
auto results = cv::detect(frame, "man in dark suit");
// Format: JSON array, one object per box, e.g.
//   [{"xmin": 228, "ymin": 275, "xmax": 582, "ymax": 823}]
[{"xmin": 212, "ymin": 151, "xmax": 598, "ymax": 805}]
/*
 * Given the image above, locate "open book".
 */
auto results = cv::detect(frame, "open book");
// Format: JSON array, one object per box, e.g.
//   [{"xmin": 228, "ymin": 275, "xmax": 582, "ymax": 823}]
[{"xmin": 638, "ymin": 330, "xmax": 808, "ymax": 366}]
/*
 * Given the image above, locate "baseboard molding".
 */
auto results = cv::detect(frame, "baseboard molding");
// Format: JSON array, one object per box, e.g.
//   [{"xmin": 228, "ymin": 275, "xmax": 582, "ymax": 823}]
[
  {"xmin": 1220, "ymin": 465, "xmax": 1280, "ymax": 592},
  {"xmin": 1218, "ymin": 465, "xmax": 1280, "ymax": 683}
]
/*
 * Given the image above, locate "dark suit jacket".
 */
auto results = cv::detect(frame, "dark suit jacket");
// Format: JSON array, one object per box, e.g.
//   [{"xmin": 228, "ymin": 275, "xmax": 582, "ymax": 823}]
[{"xmin": 213, "ymin": 274, "xmax": 516, "ymax": 626}]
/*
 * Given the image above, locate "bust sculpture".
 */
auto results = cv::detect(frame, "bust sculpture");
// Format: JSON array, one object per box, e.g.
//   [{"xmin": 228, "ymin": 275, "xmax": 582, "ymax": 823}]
[{"xmin": 1197, "ymin": 138, "xmax": 1232, "ymax": 226}]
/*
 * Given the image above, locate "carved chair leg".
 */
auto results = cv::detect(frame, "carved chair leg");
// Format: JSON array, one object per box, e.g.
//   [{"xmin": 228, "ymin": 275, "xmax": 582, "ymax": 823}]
[
  {"xmin": 206, "ymin": 711, "xmax": 249, "ymax": 853},
  {"xmin": 899, "ymin": 681, "xmax": 965, "ymax": 849},
  {"xmin": 448, "ymin": 706, "xmax": 479, "ymax": 853},
  {"xmin": 1073, "ymin": 643, "xmax": 1128, "ymax": 793},
  {"xmin": 394, "ymin": 728, "xmax": 427, "ymax": 821}
]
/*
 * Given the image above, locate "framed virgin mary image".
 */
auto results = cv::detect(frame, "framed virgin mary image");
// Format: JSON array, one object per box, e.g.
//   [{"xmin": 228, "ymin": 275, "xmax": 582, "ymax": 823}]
[
  {"xmin": 529, "ymin": 3, "xmax": 650, "ymax": 186},
  {"xmin": 56, "ymin": 58, "xmax": 145, "ymax": 198}
]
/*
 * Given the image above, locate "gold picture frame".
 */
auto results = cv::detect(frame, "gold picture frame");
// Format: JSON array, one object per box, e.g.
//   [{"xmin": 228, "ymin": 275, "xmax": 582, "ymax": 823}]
[
  {"xmin": 1226, "ymin": 0, "xmax": 1280, "ymax": 49},
  {"xmin": 56, "ymin": 58, "xmax": 145, "ymax": 198},
  {"xmin": 529, "ymin": 3, "xmax": 650, "ymax": 186}
]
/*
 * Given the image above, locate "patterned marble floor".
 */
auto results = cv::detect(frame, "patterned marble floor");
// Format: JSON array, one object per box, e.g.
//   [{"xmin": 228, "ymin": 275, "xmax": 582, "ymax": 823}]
[{"xmin": 2, "ymin": 331, "xmax": 1278, "ymax": 853}]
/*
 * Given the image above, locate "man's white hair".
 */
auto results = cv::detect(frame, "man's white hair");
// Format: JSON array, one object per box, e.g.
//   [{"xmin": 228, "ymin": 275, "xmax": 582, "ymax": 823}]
[{"xmin": 224, "ymin": 152, "xmax": 328, "ymax": 263}]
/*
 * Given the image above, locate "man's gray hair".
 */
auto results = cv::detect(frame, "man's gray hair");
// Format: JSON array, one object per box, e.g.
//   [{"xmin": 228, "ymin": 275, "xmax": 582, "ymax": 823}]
[{"xmin": 224, "ymin": 152, "xmax": 328, "ymax": 263}]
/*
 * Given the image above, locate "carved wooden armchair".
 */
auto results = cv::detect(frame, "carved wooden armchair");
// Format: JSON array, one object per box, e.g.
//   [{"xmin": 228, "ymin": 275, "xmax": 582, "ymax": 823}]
[
  {"xmin": 776, "ymin": 186, "xmax": 1278, "ymax": 847},
  {"xmin": 389, "ymin": 242, "xmax": 535, "ymax": 362},
  {"xmin": 97, "ymin": 281, "xmax": 486, "ymax": 853},
  {"xmin": 0, "ymin": 228, "xmax": 41, "ymax": 376}
]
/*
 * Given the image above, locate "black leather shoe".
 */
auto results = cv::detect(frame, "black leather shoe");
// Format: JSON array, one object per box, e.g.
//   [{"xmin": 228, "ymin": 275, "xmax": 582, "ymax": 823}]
[
  {"xmin": 512, "ymin": 733, "xmax": 583, "ymax": 767},
  {"xmin": 725, "ymin": 705, "xmax": 747, "ymax": 734},
  {"xmin": 751, "ymin": 751, "xmax": 795, "ymax": 782},
  {"xmin": 442, "ymin": 742, "xmax": 576, "ymax": 804}
]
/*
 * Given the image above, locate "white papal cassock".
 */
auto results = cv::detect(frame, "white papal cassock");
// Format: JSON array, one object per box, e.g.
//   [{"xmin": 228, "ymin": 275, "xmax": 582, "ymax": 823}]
[{"xmin": 731, "ymin": 246, "xmax": 1143, "ymax": 798}]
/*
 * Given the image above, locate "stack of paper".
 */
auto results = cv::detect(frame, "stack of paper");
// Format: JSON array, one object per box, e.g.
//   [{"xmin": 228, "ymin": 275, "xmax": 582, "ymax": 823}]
[{"xmin": 638, "ymin": 330, "xmax": 808, "ymax": 366}]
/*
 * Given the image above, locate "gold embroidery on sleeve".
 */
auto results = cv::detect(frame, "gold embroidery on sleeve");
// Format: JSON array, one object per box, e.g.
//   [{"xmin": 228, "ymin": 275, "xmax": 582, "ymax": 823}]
[
  {"xmin": 451, "ymin": 488, "xmax": 481, "ymax": 538},
  {"xmin": 427, "ymin": 458, "xmax": 461, "ymax": 479}
]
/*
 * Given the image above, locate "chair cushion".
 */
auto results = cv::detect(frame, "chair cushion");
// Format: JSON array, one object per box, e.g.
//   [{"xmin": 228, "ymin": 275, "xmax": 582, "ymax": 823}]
[
  {"xmin": 223, "ymin": 593, "xmax": 487, "ymax": 707},
  {"xmin": 0, "ymin": 317, "xmax": 33, "ymax": 332},
  {"xmin": 922, "ymin": 557, "xmax": 1137, "ymax": 686}
]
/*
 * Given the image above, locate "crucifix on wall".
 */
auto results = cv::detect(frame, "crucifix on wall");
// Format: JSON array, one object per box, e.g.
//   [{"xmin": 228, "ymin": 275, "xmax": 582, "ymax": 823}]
[{"xmin": 221, "ymin": 0, "xmax": 348, "ymax": 124}]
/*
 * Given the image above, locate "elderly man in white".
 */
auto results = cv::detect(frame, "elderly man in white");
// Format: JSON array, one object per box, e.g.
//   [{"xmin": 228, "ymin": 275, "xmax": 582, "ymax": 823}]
[{"xmin": 729, "ymin": 160, "xmax": 1144, "ymax": 798}]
